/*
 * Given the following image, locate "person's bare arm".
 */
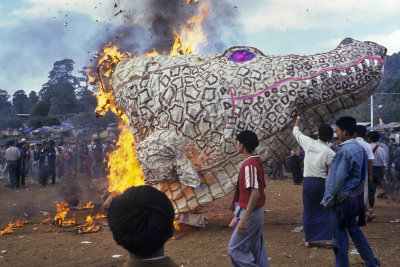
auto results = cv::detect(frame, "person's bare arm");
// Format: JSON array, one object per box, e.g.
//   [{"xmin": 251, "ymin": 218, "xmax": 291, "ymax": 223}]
[{"xmin": 237, "ymin": 189, "xmax": 260, "ymax": 235}]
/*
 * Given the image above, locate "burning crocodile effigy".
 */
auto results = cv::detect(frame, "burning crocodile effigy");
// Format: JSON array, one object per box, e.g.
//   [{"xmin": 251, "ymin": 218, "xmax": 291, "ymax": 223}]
[{"xmin": 107, "ymin": 38, "xmax": 386, "ymax": 226}]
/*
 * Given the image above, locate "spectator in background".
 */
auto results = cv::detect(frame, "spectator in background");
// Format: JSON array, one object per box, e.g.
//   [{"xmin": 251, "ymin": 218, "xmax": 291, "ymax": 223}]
[
  {"xmin": 64, "ymin": 149, "xmax": 75, "ymax": 177},
  {"xmin": 38, "ymin": 148, "xmax": 50, "ymax": 187},
  {"xmin": 5, "ymin": 140, "xmax": 20, "ymax": 189},
  {"xmin": 289, "ymin": 148, "xmax": 303, "ymax": 185},
  {"xmin": 394, "ymin": 144, "xmax": 400, "ymax": 176},
  {"xmin": 18, "ymin": 142, "xmax": 29, "ymax": 188},
  {"xmin": 386, "ymin": 138, "xmax": 394, "ymax": 182},
  {"xmin": 108, "ymin": 186, "xmax": 178, "ymax": 267},
  {"xmin": 33, "ymin": 143, "xmax": 42, "ymax": 181},
  {"xmin": 1, "ymin": 142, "xmax": 11, "ymax": 187},
  {"xmin": 28, "ymin": 144, "xmax": 35, "ymax": 175},
  {"xmin": 293, "ymin": 106, "xmax": 335, "ymax": 247},
  {"xmin": 91, "ymin": 139, "xmax": 104, "ymax": 178},
  {"xmin": 56, "ymin": 147, "xmax": 64, "ymax": 180},
  {"xmin": 367, "ymin": 131, "xmax": 386, "ymax": 220},
  {"xmin": 272, "ymin": 160, "xmax": 285, "ymax": 180},
  {"xmin": 354, "ymin": 125, "xmax": 375, "ymax": 220},
  {"xmin": 47, "ymin": 140, "xmax": 57, "ymax": 185}
]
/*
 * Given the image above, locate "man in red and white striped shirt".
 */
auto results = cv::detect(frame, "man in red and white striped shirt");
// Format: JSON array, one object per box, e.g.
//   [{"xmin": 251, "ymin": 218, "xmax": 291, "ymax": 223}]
[{"xmin": 228, "ymin": 130, "xmax": 269, "ymax": 267}]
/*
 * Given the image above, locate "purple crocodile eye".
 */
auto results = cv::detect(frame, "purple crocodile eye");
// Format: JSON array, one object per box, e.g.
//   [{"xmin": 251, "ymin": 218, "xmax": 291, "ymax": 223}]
[{"xmin": 228, "ymin": 50, "xmax": 256, "ymax": 63}]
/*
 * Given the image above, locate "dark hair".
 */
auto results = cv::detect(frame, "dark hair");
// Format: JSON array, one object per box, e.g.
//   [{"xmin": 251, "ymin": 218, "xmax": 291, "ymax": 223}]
[
  {"xmin": 355, "ymin": 125, "xmax": 367, "ymax": 138},
  {"xmin": 318, "ymin": 124, "xmax": 334, "ymax": 142},
  {"xmin": 390, "ymin": 138, "xmax": 395, "ymax": 143},
  {"xmin": 108, "ymin": 186, "xmax": 175, "ymax": 257},
  {"xmin": 367, "ymin": 131, "xmax": 380, "ymax": 143},
  {"xmin": 236, "ymin": 130, "xmax": 259, "ymax": 153},
  {"xmin": 335, "ymin": 116, "xmax": 357, "ymax": 136}
]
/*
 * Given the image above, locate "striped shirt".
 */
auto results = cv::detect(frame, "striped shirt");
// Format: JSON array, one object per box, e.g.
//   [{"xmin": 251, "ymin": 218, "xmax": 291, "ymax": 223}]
[{"xmin": 238, "ymin": 155, "xmax": 266, "ymax": 209}]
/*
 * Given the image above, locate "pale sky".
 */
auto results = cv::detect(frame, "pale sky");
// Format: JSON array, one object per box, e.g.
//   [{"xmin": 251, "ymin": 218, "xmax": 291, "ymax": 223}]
[{"xmin": 1, "ymin": 0, "xmax": 399, "ymax": 96}]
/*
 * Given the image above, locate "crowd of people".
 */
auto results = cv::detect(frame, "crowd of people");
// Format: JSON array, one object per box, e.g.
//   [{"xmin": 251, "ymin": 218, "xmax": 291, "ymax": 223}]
[
  {"xmin": 106, "ymin": 113, "xmax": 398, "ymax": 267},
  {"xmin": 0, "ymin": 139, "xmax": 116, "ymax": 188}
]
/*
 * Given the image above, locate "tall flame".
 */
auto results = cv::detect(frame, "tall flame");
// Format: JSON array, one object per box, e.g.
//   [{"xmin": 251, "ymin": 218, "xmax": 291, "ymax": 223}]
[
  {"xmin": 170, "ymin": 2, "xmax": 209, "ymax": 56},
  {"xmin": 91, "ymin": 1, "xmax": 210, "ymax": 196}
]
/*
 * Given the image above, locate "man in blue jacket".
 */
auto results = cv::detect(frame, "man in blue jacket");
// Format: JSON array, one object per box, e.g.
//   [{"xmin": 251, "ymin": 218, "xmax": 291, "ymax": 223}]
[{"xmin": 321, "ymin": 117, "xmax": 380, "ymax": 267}]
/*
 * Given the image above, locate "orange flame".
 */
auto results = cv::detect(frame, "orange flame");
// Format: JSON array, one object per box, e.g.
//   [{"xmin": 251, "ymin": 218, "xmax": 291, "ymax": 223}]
[
  {"xmin": 54, "ymin": 201, "xmax": 76, "ymax": 227},
  {"xmin": 90, "ymin": 2, "xmax": 211, "ymax": 196},
  {"xmin": 170, "ymin": 2, "xmax": 209, "ymax": 56},
  {"xmin": 78, "ymin": 201, "xmax": 95, "ymax": 210},
  {"xmin": 77, "ymin": 213, "xmax": 106, "ymax": 233},
  {"xmin": 0, "ymin": 214, "xmax": 28, "ymax": 236},
  {"xmin": 174, "ymin": 221, "xmax": 180, "ymax": 230},
  {"xmin": 40, "ymin": 217, "xmax": 51, "ymax": 225},
  {"xmin": 145, "ymin": 48, "xmax": 160, "ymax": 57}
]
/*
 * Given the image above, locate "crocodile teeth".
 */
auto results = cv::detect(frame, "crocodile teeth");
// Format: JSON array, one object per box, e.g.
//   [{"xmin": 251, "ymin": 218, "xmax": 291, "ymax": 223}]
[
  {"xmin": 374, "ymin": 60, "xmax": 379, "ymax": 67},
  {"xmin": 357, "ymin": 63, "xmax": 363, "ymax": 70},
  {"xmin": 340, "ymin": 71, "xmax": 347, "ymax": 76},
  {"xmin": 350, "ymin": 67, "xmax": 356, "ymax": 73},
  {"xmin": 365, "ymin": 59, "xmax": 371, "ymax": 67},
  {"xmin": 327, "ymin": 70, "xmax": 332, "ymax": 77}
]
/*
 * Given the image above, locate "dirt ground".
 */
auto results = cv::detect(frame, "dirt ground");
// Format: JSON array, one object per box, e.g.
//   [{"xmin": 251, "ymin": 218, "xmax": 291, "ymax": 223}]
[{"xmin": 0, "ymin": 172, "xmax": 399, "ymax": 267}]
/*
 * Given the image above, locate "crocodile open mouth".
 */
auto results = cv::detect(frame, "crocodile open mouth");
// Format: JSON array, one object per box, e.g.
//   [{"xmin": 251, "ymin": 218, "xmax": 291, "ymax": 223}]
[{"xmin": 227, "ymin": 55, "xmax": 385, "ymax": 117}]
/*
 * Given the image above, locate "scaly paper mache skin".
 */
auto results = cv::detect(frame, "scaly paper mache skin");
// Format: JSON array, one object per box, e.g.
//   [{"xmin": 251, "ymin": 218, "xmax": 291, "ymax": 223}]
[{"xmin": 111, "ymin": 38, "xmax": 386, "ymax": 223}]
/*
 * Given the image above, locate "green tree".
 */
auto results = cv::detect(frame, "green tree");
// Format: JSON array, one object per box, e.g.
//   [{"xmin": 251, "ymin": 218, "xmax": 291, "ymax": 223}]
[
  {"xmin": 39, "ymin": 59, "xmax": 79, "ymax": 115},
  {"xmin": 31, "ymin": 100, "xmax": 51, "ymax": 117},
  {"xmin": 76, "ymin": 67, "xmax": 97, "ymax": 112},
  {"xmin": 12, "ymin": 90, "xmax": 29, "ymax": 114},
  {"xmin": 27, "ymin": 91, "xmax": 39, "ymax": 112},
  {"xmin": 70, "ymin": 111, "xmax": 118, "ymax": 129},
  {"xmin": 0, "ymin": 89, "xmax": 12, "ymax": 117}
]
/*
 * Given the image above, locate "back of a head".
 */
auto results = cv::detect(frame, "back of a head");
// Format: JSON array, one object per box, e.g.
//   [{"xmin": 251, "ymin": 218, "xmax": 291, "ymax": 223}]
[
  {"xmin": 108, "ymin": 186, "xmax": 175, "ymax": 257},
  {"xmin": 355, "ymin": 125, "xmax": 367, "ymax": 138},
  {"xmin": 236, "ymin": 130, "xmax": 259, "ymax": 153},
  {"xmin": 318, "ymin": 124, "xmax": 334, "ymax": 142},
  {"xmin": 367, "ymin": 131, "xmax": 380, "ymax": 143},
  {"xmin": 335, "ymin": 116, "xmax": 357, "ymax": 136}
]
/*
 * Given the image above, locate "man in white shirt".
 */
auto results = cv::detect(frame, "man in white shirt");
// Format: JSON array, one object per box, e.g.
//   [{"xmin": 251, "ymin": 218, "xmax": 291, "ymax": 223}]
[
  {"xmin": 293, "ymin": 106, "xmax": 335, "ymax": 247},
  {"xmin": 354, "ymin": 125, "xmax": 375, "ymax": 220},
  {"xmin": 367, "ymin": 131, "xmax": 386, "ymax": 212},
  {"xmin": 5, "ymin": 140, "xmax": 21, "ymax": 189}
]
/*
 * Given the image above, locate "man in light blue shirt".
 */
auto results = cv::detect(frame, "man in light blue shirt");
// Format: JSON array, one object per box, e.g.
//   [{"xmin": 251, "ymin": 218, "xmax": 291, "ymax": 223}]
[{"xmin": 321, "ymin": 117, "xmax": 380, "ymax": 267}]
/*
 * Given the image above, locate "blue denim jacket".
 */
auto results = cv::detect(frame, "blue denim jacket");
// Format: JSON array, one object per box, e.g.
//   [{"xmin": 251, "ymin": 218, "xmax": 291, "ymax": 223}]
[{"xmin": 321, "ymin": 139, "xmax": 367, "ymax": 207}]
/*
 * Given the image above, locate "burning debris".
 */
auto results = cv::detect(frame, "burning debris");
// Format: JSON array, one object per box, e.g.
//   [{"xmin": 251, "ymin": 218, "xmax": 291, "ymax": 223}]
[
  {"xmin": 77, "ymin": 201, "xmax": 95, "ymax": 210},
  {"xmin": 39, "ymin": 217, "xmax": 51, "ymax": 225},
  {"xmin": 0, "ymin": 214, "xmax": 28, "ymax": 236},
  {"xmin": 54, "ymin": 201, "xmax": 77, "ymax": 227},
  {"xmin": 52, "ymin": 201, "xmax": 106, "ymax": 233}
]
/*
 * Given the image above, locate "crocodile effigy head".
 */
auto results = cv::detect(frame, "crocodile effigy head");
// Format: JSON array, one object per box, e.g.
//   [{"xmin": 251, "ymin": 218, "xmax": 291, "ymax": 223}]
[{"xmin": 111, "ymin": 38, "xmax": 386, "ymax": 224}]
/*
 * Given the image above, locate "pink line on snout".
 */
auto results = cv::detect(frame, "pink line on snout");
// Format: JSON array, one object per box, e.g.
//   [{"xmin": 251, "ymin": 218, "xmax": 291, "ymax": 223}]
[{"xmin": 229, "ymin": 56, "xmax": 385, "ymax": 107}]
